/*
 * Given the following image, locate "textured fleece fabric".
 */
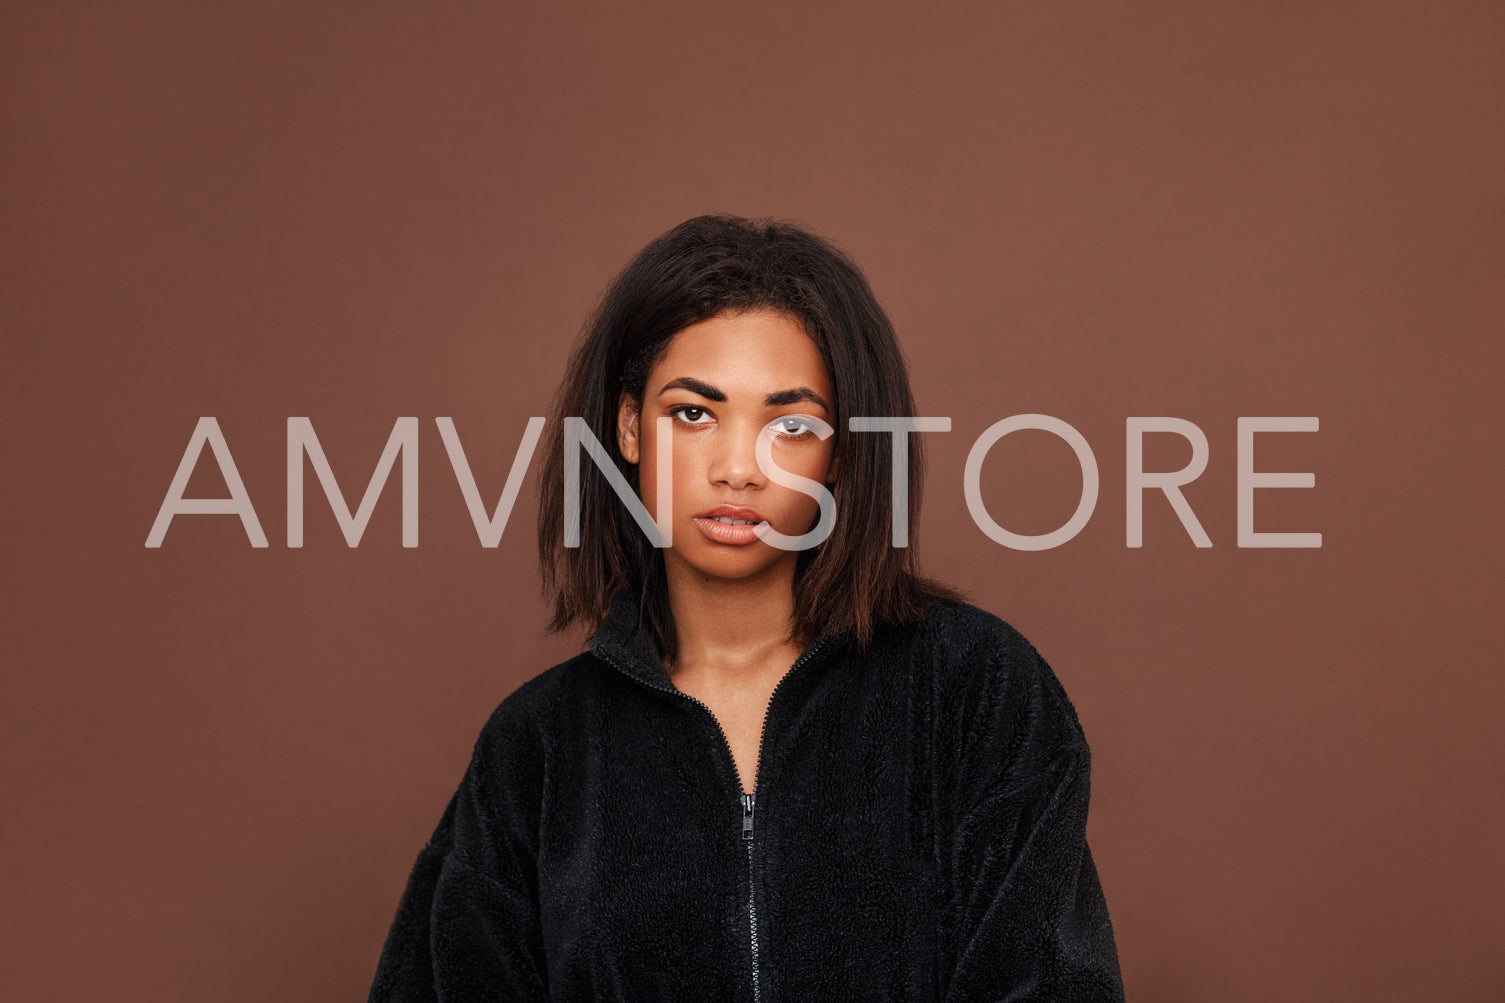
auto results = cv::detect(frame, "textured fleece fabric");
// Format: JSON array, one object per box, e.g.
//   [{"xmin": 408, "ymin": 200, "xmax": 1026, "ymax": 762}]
[{"xmin": 368, "ymin": 587, "xmax": 1125, "ymax": 1001}]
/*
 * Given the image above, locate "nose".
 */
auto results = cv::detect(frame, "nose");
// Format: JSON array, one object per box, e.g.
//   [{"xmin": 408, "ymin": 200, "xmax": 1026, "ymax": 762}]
[{"xmin": 708, "ymin": 421, "xmax": 767, "ymax": 490}]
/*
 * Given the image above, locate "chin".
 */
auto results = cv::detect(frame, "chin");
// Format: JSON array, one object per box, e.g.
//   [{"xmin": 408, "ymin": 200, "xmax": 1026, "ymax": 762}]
[
  {"xmin": 686, "ymin": 559, "xmax": 775, "ymax": 582},
  {"xmin": 673, "ymin": 545, "xmax": 788, "ymax": 583}
]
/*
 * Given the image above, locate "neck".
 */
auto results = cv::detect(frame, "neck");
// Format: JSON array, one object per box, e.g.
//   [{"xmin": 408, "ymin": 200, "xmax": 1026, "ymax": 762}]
[{"xmin": 663, "ymin": 556, "xmax": 803, "ymax": 680}]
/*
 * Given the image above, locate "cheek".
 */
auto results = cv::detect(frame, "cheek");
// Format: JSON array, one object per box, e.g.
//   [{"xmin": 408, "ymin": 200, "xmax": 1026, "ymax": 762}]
[
  {"xmin": 771, "ymin": 443, "xmax": 836, "ymax": 512},
  {"xmin": 777, "ymin": 441, "xmax": 835, "ymax": 482},
  {"xmin": 636, "ymin": 440, "xmax": 660, "ymax": 513},
  {"xmin": 636, "ymin": 435, "xmax": 699, "ymax": 519}
]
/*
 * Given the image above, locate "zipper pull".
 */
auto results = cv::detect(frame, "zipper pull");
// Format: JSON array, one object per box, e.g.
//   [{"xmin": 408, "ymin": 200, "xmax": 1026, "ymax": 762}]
[{"xmin": 741, "ymin": 792, "xmax": 755, "ymax": 840}]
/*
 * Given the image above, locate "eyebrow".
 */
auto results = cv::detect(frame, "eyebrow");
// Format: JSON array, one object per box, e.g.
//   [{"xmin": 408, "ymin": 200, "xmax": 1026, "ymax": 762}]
[{"xmin": 657, "ymin": 376, "xmax": 830, "ymax": 411}]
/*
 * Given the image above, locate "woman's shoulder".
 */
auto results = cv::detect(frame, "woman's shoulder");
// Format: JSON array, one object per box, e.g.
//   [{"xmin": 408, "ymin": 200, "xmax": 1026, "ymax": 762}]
[
  {"xmin": 892, "ymin": 597, "xmax": 1092, "ymax": 762},
  {"xmin": 893, "ymin": 596, "xmax": 1047, "ymax": 674},
  {"xmin": 913, "ymin": 596, "xmax": 1034, "ymax": 650},
  {"xmin": 469, "ymin": 650, "xmax": 603, "ymax": 752}
]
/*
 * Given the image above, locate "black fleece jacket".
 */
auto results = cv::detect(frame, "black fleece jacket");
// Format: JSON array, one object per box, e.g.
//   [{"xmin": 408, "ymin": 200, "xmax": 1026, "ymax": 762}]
[{"xmin": 368, "ymin": 587, "xmax": 1125, "ymax": 1001}]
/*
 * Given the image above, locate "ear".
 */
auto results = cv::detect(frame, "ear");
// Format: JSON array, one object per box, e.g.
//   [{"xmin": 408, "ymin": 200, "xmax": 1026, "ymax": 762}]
[
  {"xmin": 824, "ymin": 446, "xmax": 841, "ymax": 486},
  {"xmin": 617, "ymin": 392, "xmax": 641, "ymax": 464}
]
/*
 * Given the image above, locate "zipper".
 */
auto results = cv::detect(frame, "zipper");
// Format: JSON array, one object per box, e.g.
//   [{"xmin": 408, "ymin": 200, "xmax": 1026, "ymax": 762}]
[
  {"xmin": 743, "ymin": 792, "xmax": 761, "ymax": 1003},
  {"xmin": 594, "ymin": 633, "xmax": 834, "ymax": 1003}
]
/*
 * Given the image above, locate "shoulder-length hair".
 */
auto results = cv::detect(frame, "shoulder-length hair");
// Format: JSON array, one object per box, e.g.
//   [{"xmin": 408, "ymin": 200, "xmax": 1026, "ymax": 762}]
[{"xmin": 536, "ymin": 213, "xmax": 963, "ymax": 663}]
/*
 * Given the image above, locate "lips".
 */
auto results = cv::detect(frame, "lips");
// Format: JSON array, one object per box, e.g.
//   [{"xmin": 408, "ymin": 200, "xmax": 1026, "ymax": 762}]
[
  {"xmin": 692, "ymin": 505, "xmax": 768, "ymax": 545},
  {"xmin": 694, "ymin": 505, "xmax": 767, "ymax": 525}
]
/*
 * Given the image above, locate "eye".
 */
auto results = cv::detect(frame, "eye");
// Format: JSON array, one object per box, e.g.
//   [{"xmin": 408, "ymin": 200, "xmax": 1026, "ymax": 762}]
[
  {"xmin": 669, "ymin": 405, "xmax": 712, "ymax": 426},
  {"xmin": 774, "ymin": 415, "xmax": 817, "ymax": 439}
]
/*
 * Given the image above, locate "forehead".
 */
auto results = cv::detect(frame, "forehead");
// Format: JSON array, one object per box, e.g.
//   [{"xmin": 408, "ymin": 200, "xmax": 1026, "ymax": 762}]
[{"xmin": 650, "ymin": 309, "xmax": 832, "ymax": 397}]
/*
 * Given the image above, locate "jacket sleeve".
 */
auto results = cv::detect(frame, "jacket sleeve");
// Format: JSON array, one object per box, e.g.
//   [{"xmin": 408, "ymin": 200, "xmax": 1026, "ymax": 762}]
[
  {"xmin": 367, "ymin": 700, "xmax": 550, "ymax": 1003},
  {"xmin": 942, "ymin": 629, "xmax": 1126, "ymax": 1003}
]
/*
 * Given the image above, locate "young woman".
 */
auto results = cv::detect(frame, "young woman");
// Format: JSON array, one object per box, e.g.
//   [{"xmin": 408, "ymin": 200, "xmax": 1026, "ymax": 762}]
[{"xmin": 368, "ymin": 215, "xmax": 1125, "ymax": 1001}]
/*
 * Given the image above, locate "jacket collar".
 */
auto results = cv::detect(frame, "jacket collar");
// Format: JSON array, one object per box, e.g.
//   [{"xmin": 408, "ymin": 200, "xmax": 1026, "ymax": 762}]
[{"xmin": 588, "ymin": 584, "xmax": 851, "ymax": 693}]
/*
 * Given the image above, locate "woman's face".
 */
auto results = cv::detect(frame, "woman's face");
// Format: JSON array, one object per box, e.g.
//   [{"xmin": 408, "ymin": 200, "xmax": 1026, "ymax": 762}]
[{"xmin": 617, "ymin": 308, "xmax": 838, "ymax": 585}]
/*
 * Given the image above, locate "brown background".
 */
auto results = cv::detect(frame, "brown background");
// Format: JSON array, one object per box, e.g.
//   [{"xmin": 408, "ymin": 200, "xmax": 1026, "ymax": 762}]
[{"xmin": 5, "ymin": 2, "xmax": 1503, "ymax": 1001}]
